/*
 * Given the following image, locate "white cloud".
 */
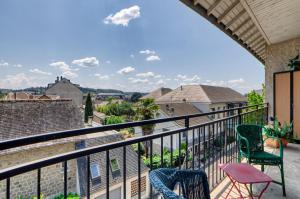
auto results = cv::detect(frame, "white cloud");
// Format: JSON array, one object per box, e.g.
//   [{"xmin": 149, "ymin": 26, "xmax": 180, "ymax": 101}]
[
  {"xmin": 136, "ymin": 72, "xmax": 155, "ymax": 78},
  {"xmin": 103, "ymin": 5, "xmax": 140, "ymax": 26},
  {"xmin": 156, "ymin": 79, "xmax": 166, "ymax": 85},
  {"xmin": 139, "ymin": 49, "xmax": 155, "ymax": 55},
  {"xmin": 176, "ymin": 74, "xmax": 187, "ymax": 80},
  {"xmin": 72, "ymin": 57, "xmax": 99, "ymax": 67},
  {"xmin": 117, "ymin": 66, "xmax": 135, "ymax": 75},
  {"xmin": 228, "ymin": 78, "xmax": 245, "ymax": 84},
  {"xmin": 0, "ymin": 61, "xmax": 9, "ymax": 67},
  {"xmin": 183, "ymin": 75, "xmax": 200, "ymax": 82},
  {"xmin": 29, "ymin": 68, "xmax": 52, "ymax": 75},
  {"xmin": 0, "ymin": 73, "xmax": 38, "ymax": 89},
  {"xmin": 95, "ymin": 73, "xmax": 110, "ymax": 80},
  {"xmin": 129, "ymin": 78, "xmax": 149, "ymax": 84},
  {"xmin": 130, "ymin": 54, "xmax": 135, "ymax": 58},
  {"xmin": 14, "ymin": 64, "xmax": 22, "ymax": 68},
  {"xmin": 146, "ymin": 55, "xmax": 160, "ymax": 62},
  {"xmin": 105, "ymin": 60, "xmax": 111, "ymax": 64},
  {"xmin": 50, "ymin": 61, "xmax": 78, "ymax": 78}
]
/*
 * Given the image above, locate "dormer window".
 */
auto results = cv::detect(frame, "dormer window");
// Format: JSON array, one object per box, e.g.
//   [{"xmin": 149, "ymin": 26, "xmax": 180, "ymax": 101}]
[{"xmin": 90, "ymin": 163, "xmax": 100, "ymax": 179}]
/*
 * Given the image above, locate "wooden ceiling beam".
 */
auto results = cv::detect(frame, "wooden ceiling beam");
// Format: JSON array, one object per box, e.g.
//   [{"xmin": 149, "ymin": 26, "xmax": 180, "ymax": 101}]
[
  {"xmin": 255, "ymin": 43, "xmax": 266, "ymax": 52},
  {"xmin": 250, "ymin": 38, "xmax": 265, "ymax": 48},
  {"xmin": 225, "ymin": 10, "xmax": 246, "ymax": 29},
  {"xmin": 257, "ymin": 46, "xmax": 265, "ymax": 55},
  {"xmin": 217, "ymin": 0, "xmax": 239, "ymax": 23},
  {"xmin": 246, "ymin": 34, "xmax": 261, "ymax": 46},
  {"xmin": 238, "ymin": 24, "xmax": 255, "ymax": 39},
  {"xmin": 243, "ymin": 29, "xmax": 258, "ymax": 43},
  {"xmin": 207, "ymin": 0, "xmax": 223, "ymax": 15},
  {"xmin": 252, "ymin": 39, "xmax": 265, "ymax": 50},
  {"xmin": 232, "ymin": 17, "xmax": 251, "ymax": 34}
]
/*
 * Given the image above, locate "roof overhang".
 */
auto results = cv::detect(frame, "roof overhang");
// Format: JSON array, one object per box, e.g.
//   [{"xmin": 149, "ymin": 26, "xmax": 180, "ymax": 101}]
[{"xmin": 180, "ymin": 0, "xmax": 300, "ymax": 64}]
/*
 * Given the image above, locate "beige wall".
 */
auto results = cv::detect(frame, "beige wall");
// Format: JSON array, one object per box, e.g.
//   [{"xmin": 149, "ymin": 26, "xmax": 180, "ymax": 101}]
[
  {"xmin": 265, "ymin": 36, "xmax": 300, "ymax": 117},
  {"xmin": 0, "ymin": 143, "xmax": 77, "ymax": 199}
]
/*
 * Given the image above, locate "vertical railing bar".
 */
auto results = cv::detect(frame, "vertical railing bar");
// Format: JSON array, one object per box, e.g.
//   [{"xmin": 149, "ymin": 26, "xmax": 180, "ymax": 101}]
[
  {"xmin": 179, "ymin": 131, "xmax": 182, "ymax": 170},
  {"xmin": 192, "ymin": 129, "xmax": 195, "ymax": 170},
  {"xmin": 64, "ymin": 161, "xmax": 67, "ymax": 199},
  {"xmin": 203, "ymin": 126, "xmax": 206, "ymax": 174},
  {"xmin": 208, "ymin": 124, "xmax": 211, "ymax": 189},
  {"xmin": 87, "ymin": 155, "xmax": 90, "ymax": 199},
  {"xmin": 37, "ymin": 168, "xmax": 41, "ymax": 199},
  {"xmin": 138, "ymin": 142, "xmax": 141, "ymax": 199},
  {"xmin": 212, "ymin": 122, "xmax": 215, "ymax": 187},
  {"xmin": 6, "ymin": 178, "xmax": 10, "ymax": 199},
  {"xmin": 161, "ymin": 137, "xmax": 164, "ymax": 167},
  {"xmin": 106, "ymin": 150, "xmax": 110, "ymax": 199},
  {"xmin": 123, "ymin": 146, "xmax": 127, "ymax": 199},
  {"xmin": 171, "ymin": 135, "xmax": 173, "ymax": 167},
  {"xmin": 198, "ymin": 127, "xmax": 201, "ymax": 170},
  {"xmin": 150, "ymin": 140, "xmax": 153, "ymax": 198},
  {"xmin": 185, "ymin": 131, "xmax": 188, "ymax": 169}
]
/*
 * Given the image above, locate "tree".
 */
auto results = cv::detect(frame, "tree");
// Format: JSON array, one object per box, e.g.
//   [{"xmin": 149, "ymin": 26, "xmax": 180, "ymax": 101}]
[
  {"xmin": 245, "ymin": 85, "xmax": 265, "ymax": 124},
  {"xmin": 84, "ymin": 93, "xmax": 93, "ymax": 123},
  {"xmin": 131, "ymin": 92, "xmax": 142, "ymax": 102},
  {"xmin": 135, "ymin": 98, "xmax": 160, "ymax": 157}
]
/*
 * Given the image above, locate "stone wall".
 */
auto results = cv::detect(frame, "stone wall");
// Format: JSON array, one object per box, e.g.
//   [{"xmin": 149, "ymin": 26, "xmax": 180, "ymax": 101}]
[
  {"xmin": 265, "ymin": 36, "xmax": 300, "ymax": 117},
  {"xmin": 0, "ymin": 143, "xmax": 77, "ymax": 199}
]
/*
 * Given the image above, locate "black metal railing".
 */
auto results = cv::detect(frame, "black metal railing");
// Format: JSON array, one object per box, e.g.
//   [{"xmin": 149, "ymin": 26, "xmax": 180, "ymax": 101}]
[{"xmin": 0, "ymin": 103, "xmax": 268, "ymax": 199}]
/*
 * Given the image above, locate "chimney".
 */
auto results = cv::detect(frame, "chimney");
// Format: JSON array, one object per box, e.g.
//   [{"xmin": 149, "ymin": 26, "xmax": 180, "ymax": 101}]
[
  {"xmin": 60, "ymin": 76, "xmax": 63, "ymax": 81},
  {"xmin": 14, "ymin": 92, "xmax": 16, "ymax": 100},
  {"xmin": 180, "ymin": 86, "xmax": 183, "ymax": 90},
  {"xmin": 55, "ymin": 76, "xmax": 59, "ymax": 83}
]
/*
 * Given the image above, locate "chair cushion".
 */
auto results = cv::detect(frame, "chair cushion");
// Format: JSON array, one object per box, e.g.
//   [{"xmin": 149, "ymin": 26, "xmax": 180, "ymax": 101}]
[{"xmin": 249, "ymin": 151, "xmax": 282, "ymax": 164}]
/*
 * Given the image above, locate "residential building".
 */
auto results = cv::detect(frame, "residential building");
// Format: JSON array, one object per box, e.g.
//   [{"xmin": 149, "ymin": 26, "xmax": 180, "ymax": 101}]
[
  {"xmin": 46, "ymin": 76, "xmax": 83, "ymax": 107},
  {"xmin": 96, "ymin": 93, "xmax": 125, "ymax": 101},
  {"xmin": 156, "ymin": 85, "xmax": 247, "ymax": 119},
  {"xmin": 141, "ymin": 87, "xmax": 172, "ymax": 101},
  {"xmin": 76, "ymin": 132, "xmax": 149, "ymax": 199}
]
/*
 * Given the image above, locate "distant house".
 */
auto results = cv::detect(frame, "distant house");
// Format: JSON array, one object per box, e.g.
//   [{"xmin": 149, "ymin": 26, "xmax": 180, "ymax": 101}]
[
  {"xmin": 96, "ymin": 93, "xmax": 125, "ymax": 101},
  {"xmin": 77, "ymin": 132, "xmax": 149, "ymax": 199},
  {"xmin": 46, "ymin": 76, "xmax": 83, "ymax": 106},
  {"xmin": 5, "ymin": 91, "xmax": 34, "ymax": 100},
  {"xmin": 156, "ymin": 85, "xmax": 247, "ymax": 119},
  {"xmin": 141, "ymin": 87, "xmax": 172, "ymax": 101}
]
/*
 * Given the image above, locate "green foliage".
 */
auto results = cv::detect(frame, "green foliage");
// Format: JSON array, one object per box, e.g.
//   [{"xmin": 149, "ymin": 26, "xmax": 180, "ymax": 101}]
[
  {"xmin": 104, "ymin": 115, "xmax": 124, "ymax": 125},
  {"xmin": 54, "ymin": 193, "xmax": 80, "ymax": 199},
  {"xmin": 263, "ymin": 117, "xmax": 293, "ymax": 139},
  {"xmin": 288, "ymin": 55, "xmax": 300, "ymax": 70},
  {"xmin": 143, "ymin": 144, "xmax": 188, "ymax": 169},
  {"xmin": 17, "ymin": 195, "xmax": 44, "ymax": 199},
  {"xmin": 84, "ymin": 93, "xmax": 93, "ymax": 123},
  {"xmin": 130, "ymin": 92, "xmax": 142, "ymax": 102},
  {"xmin": 247, "ymin": 88, "xmax": 264, "ymax": 107},
  {"xmin": 96, "ymin": 101, "xmax": 135, "ymax": 119},
  {"xmin": 135, "ymin": 98, "xmax": 159, "ymax": 121}
]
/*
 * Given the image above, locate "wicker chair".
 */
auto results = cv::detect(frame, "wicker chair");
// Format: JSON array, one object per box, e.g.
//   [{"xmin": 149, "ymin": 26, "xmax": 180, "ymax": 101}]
[
  {"xmin": 236, "ymin": 124, "xmax": 286, "ymax": 196},
  {"xmin": 149, "ymin": 168, "xmax": 210, "ymax": 199}
]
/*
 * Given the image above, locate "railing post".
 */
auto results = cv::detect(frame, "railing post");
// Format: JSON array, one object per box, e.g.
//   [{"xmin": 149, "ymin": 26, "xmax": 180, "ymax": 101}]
[{"xmin": 238, "ymin": 105, "xmax": 242, "ymax": 125}]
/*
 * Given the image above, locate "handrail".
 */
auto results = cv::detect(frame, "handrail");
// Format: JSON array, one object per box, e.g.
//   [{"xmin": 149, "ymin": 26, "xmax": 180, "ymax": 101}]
[
  {"xmin": 0, "ymin": 103, "xmax": 267, "ymax": 151},
  {"xmin": 0, "ymin": 105, "xmax": 268, "ymax": 181}
]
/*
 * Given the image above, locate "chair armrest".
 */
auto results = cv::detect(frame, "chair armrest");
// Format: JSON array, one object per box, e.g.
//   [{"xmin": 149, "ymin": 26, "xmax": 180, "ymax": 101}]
[
  {"xmin": 237, "ymin": 135, "xmax": 250, "ymax": 157},
  {"xmin": 263, "ymin": 136, "xmax": 283, "ymax": 158}
]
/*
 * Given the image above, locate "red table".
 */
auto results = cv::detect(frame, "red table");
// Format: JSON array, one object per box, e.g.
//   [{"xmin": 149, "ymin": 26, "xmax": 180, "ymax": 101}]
[{"xmin": 219, "ymin": 163, "xmax": 272, "ymax": 199}]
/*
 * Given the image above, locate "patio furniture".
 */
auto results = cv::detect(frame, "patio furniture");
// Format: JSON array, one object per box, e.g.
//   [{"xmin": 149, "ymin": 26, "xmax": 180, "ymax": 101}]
[
  {"xmin": 149, "ymin": 168, "xmax": 210, "ymax": 199},
  {"xmin": 236, "ymin": 124, "xmax": 286, "ymax": 196},
  {"xmin": 219, "ymin": 163, "xmax": 272, "ymax": 199}
]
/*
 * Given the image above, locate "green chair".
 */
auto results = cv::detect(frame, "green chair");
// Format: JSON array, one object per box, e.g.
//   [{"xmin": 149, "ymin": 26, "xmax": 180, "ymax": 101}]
[{"xmin": 236, "ymin": 124, "xmax": 286, "ymax": 196}]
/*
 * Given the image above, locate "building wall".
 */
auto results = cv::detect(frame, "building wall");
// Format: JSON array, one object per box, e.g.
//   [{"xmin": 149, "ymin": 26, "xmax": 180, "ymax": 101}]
[
  {"xmin": 46, "ymin": 81, "xmax": 83, "ymax": 107},
  {"xmin": 0, "ymin": 143, "xmax": 77, "ymax": 199},
  {"xmin": 265, "ymin": 36, "xmax": 300, "ymax": 117}
]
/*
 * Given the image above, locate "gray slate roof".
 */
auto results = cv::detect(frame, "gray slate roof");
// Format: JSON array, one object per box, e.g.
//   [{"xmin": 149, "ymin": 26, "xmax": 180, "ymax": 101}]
[
  {"xmin": 141, "ymin": 87, "xmax": 172, "ymax": 101},
  {"xmin": 76, "ymin": 133, "xmax": 148, "ymax": 197},
  {"xmin": 0, "ymin": 100, "xmax": 84, "ymax": 141},
  {"xmin": 156, "ymin": 85, "xmax": 247, "ymax": 103},
  {"xmin": 159, "ymin": 103, "xmax": 211, "ymax": 127}
]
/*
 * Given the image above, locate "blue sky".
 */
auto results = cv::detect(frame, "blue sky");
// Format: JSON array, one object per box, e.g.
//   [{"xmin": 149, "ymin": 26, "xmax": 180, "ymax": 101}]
[{"xmin": 0, "ymin": 0, "xmax": 264, "ymax": 93}]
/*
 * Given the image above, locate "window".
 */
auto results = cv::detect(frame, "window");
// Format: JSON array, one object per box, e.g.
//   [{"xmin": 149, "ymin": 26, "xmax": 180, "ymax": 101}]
[
  {"xmin": 90, "ymin": 163, "xmax": 100, "ymax": 179},
  {"xmin": 110, "ymin": 159, "xmax": 120, "ymax": 172}
]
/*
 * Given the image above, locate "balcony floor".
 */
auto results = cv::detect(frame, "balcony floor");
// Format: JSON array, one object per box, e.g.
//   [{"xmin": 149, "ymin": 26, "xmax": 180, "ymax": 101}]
[{"xmin": 211, "ymin": 143, "xmax": 300, "ymax": 199}]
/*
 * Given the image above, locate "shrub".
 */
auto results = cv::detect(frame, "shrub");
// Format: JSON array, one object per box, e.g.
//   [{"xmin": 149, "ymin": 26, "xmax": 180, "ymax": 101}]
[
  {"xmin": 54, "ymin": 193, "xmax": 80, "ymax": 199},
  {"xmin": 104, "ymin": 116, "xmax": 124, "ymax": 125}
]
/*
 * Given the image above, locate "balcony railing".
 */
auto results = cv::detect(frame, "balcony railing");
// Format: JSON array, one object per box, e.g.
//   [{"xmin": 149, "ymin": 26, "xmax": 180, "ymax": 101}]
[{"xmin": 0, "ymin": 103, "xmax": 268, "ymax": 199}]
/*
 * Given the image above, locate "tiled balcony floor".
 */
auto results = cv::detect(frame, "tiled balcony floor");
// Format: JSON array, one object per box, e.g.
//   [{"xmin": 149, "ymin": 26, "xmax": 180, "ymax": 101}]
[{"xmin": 211, "ymin": 143, "xmax": 300, "ymax": 199}]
